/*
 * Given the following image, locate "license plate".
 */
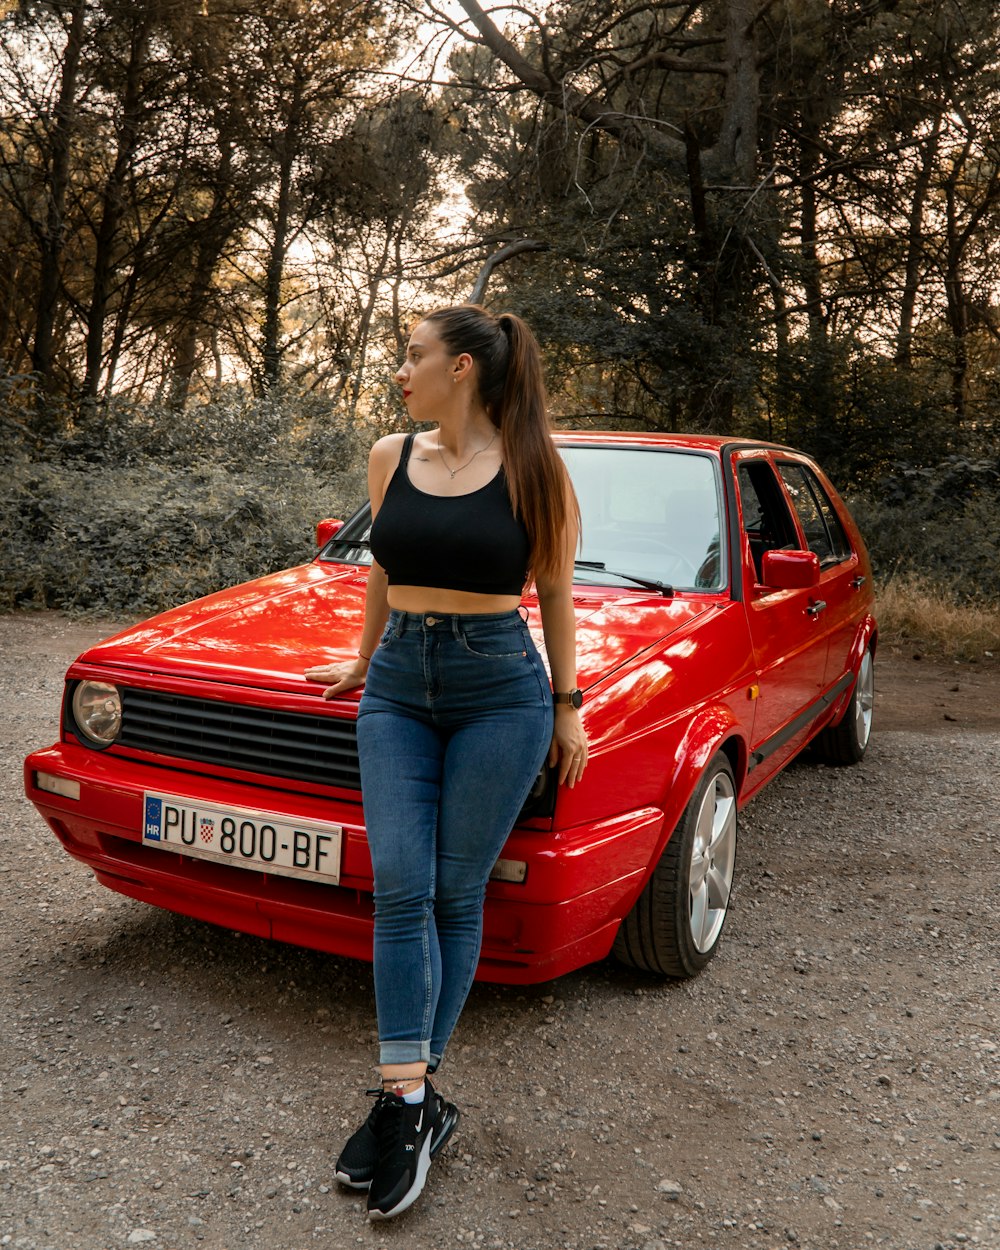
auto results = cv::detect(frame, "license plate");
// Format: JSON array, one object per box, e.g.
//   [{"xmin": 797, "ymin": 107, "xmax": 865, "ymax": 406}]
[{"xmin": 142, "ymin": 793, "xmax": 342, "ymax": 885}]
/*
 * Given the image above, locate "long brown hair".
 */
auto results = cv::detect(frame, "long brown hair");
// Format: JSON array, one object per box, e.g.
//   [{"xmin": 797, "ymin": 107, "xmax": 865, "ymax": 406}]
[{"xmin": 422, "ymin": 303, "xmax": 578, "ymax": 584}]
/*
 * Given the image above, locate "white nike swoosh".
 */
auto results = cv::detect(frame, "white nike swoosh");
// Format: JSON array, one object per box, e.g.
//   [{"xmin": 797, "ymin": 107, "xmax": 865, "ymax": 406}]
[{"xmin": 414, "ymin": 1107, "xmax": 424, "ymax": 1132}]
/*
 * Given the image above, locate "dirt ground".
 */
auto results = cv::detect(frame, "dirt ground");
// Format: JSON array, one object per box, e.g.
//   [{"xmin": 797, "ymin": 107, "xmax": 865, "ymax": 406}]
[{"xmin": 2, "ymin": 613, "xmax": 998, "ymax": 1250}]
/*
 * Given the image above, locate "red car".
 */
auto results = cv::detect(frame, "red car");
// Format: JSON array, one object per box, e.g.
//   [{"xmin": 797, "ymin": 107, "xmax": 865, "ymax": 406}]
[{"xmin": 24, "ymin": 434, "xmax": 876, "ymax": 983}]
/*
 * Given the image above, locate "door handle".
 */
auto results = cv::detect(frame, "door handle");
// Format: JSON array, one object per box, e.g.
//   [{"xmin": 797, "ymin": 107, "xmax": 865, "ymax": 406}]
[
  {"xmin": 806, "ymin": 599, "xmax": 827, "ymax": 617},
  {"xmin": 851, "ymin": 575, "xmax": 867, "ymax": 589}
]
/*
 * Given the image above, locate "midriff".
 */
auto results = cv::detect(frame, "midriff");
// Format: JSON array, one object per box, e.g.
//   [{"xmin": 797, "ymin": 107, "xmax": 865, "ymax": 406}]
[{"xmin": 387, "ymin": 586, "xmax": 522, "ymax": 615}]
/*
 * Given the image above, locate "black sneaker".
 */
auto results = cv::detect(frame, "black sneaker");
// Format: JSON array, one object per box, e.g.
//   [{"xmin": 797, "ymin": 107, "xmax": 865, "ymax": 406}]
[
  {"xmin": 366, "ymin": 1079, "xmax": 447, "ymax": 1220},
  {"xmin": 334, "ymin": 1080, "xmax": 459, "ymax": 1192}
]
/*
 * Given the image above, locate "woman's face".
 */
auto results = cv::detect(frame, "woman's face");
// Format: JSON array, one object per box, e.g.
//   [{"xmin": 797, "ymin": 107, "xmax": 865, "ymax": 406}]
[{"xmin": 395, "ymin": 321, "xmax": 463, "ymax": 422}]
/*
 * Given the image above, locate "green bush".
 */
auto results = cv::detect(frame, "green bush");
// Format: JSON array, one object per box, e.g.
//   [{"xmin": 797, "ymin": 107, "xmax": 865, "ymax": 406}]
[
  {"xmin": 52, "ymin": 388, "xmax": 363, "ymax": 475},
  {"xmin": 6, "ymin": 391, "xmax": 998, "ymax": 619},
  {"xmin": 850, "ymin": 455, "xmax": 1000, "ymax": 603},
  {"xmin": 0, "ymin": 392, "xmax": 371, "ymax": 615}
]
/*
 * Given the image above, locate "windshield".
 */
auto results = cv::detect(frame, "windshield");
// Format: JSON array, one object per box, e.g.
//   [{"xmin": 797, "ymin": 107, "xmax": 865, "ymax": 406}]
[
  {"xmin": 320, "ymin": 443, "xmax": 725, "ymax": 593},
  {"xmin": 561, "ymin": 445, "xmax": 725, "ymax": 592}
]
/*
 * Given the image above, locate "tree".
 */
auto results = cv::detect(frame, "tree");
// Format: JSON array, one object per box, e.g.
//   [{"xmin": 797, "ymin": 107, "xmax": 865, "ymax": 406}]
[
  {"xmin": 306, "ymin": 88, "xmax": 455, "ymax": 417},
  {"xmin": 225, "ymin": 0, "xmax": 398, "ymax": 394},
  {"xmin": 441, "ymin": 0, "xmax": 786, "ymax": 428},
  {"xmin": 431, "ymin": 0, "xmax": 1000, "ymax": 469},
  {"xmin": 0, "ymin": 0, "xmax": 87, "ymax": 420}
]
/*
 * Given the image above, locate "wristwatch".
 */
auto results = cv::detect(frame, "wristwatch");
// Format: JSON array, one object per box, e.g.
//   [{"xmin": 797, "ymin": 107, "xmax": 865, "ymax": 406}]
[{"xmin": 553, "ymin": 688, "xmax": 583, "ymax": 709}]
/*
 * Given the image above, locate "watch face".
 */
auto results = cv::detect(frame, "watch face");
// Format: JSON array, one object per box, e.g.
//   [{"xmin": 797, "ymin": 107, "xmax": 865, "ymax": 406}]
[{"xmin": 569, "ymin": 688, "xmax": 583, "ymax": 709}]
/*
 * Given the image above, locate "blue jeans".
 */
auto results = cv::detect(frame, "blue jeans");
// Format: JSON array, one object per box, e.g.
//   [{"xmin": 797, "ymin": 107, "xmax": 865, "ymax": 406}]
[{"xmin": 356, "ymin": 609, "xmax": 553, "ymax": 1069}]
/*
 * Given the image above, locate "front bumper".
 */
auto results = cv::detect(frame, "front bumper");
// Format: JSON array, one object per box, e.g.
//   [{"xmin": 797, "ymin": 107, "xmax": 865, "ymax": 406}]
[{"xmin": 25, "ymin": 742, "xmax": 665, "ymax": 984}]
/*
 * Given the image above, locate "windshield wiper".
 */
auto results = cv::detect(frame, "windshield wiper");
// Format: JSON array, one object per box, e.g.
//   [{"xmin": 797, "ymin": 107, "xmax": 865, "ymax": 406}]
[{"xmin": 574, "ymin": 560, "xmax": 674, "ymax": 597}]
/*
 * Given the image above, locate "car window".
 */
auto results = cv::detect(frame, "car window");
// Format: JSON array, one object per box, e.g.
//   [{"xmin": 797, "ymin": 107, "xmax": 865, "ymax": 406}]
[
  {"xmin": 559, "ymin": 446, "xmax": 724, "ymax": 591},
  {"xmin": 777, "ymin": 463, "xmax": 852, "ymax": 565},
  {"xmin": 322, "ymin": 446, "xmax": 726, "ymax": 592},
  {"xmin": 736, "ymin": 459, "xmax": 801, "ymax": 583},
  {"xmin": 319, "ymin": 507, "xmax": 373, "ymax": 565}
]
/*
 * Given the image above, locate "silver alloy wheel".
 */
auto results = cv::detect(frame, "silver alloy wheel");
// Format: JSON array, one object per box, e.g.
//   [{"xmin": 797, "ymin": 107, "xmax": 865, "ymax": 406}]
[
  {"xmin": 688, "ymin": 769, "xmax": 738, "ymax": 953},
  {"xmin": 854, "ymin": 648, "xmax": 875, "ymax": 749}
]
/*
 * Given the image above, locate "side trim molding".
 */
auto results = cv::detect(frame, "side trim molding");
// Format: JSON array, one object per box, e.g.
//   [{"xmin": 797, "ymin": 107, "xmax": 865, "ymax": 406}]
[{"xmin": 747, "ymin": 671, "xmax": 855, "ymax": 772}]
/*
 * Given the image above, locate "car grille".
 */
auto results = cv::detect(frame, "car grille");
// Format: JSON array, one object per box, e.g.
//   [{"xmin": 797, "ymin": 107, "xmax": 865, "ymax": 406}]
[{"xmin": 119, "ymin": 688, "xmax": 361, "ymax": 790}]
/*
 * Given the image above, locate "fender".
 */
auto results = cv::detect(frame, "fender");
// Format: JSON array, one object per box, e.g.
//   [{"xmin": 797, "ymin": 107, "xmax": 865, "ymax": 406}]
[
  {"xmin": 827, "ymin": 612, "xmax": 878, "ymax": 727},
  {"xmin": 852, "ymin": 612, "xmax": 878, "ymax": 666},
  {"xmin": 657, "ymin": 701, "xmax": 746, "ymax": 860},
  {"xmin": 603, "ymin": 701, "xmax": 745, "ymax": 927}
]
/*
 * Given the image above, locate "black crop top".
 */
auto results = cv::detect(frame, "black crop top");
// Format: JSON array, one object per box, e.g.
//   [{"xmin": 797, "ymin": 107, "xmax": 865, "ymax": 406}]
[{"xmin": 369, "ymin": 433, "xmax": 531, "ymax": 596}]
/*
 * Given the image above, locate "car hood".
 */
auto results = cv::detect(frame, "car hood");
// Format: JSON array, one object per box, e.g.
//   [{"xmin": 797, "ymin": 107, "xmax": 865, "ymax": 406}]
[{"xmin": 75, "ymin": 562, "xmax": 716, "ymax": 699}]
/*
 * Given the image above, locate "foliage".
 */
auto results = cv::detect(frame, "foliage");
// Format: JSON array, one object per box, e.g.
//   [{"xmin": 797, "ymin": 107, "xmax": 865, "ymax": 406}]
[
  {"xmin": 754, "ymin": 339, "xmax": 961, "ymax": 486},
  {"xmin": 851, "ymin": 454, "xmax": 1000, "ymax": 603},
  {"xmin": 3, "ymin": 0, "xmax": 1000, "ymax": 616},
  {"xmin": 0, "ymin": 0, "xmax": 407, "ymax": 415},
  {"xmin": 440, "ymin": 0, "xmax": 1000, "ymax": 464},
  {"xmin": 0, "ymin": 393, "xmax": 370, "ymax": 615}
]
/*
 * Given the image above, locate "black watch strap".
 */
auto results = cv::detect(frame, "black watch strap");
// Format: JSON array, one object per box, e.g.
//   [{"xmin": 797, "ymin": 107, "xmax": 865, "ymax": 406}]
[{"xmin": 553, "ymin": 688, "xmax": 583, "ymax": 709}]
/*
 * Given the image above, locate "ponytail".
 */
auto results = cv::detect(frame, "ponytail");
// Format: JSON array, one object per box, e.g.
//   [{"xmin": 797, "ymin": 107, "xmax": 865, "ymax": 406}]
[
  {"xmin": 494, "ymin": 313, "xmax": 575, "ymax": 584},
  {"xmin": 422, "ymin": 304, "xmax": 577, "ymax": 585}
]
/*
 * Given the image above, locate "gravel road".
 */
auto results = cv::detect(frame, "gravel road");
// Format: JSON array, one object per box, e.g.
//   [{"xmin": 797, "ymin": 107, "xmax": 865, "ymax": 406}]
[{"xmin": 2, "ymin": 614, "xmax": 998, "ymax": 1250}]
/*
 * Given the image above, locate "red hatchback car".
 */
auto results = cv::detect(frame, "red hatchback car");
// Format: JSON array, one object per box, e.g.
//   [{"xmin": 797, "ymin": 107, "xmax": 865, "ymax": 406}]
[{"xmin": 24, "ymin": 434, "xmax": 876, "ymax": 983}]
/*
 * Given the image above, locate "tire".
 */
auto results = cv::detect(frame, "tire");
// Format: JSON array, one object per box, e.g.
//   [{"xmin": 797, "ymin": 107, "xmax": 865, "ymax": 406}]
[
  {"xmin": 815, "ymin": 646, "xmax": 874, "ymax": 766},
  {"xmin": 613, "ymin": 753, "xmax": 737, "ymax": 978}
]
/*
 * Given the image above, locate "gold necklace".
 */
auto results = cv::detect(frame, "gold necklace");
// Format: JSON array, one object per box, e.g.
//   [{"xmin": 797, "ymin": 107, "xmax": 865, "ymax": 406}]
[{"xmin": 436, "ymin": 429, "xmax": 498, "ymax": 478}]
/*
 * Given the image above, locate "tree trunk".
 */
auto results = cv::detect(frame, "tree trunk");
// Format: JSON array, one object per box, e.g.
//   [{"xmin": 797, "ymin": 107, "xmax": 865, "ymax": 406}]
[
  {"xmin": 943, "ymin": 210, "xmax": 969, "ymax": 425},
  {"xmin": 80, "ymin": 13, "xmax": 153, "ymax": 409},
  {"xmin": 799, "ymin": 160, "xmax": 824, "ymax": 346},
  {"xmin": 714, "ymin": 0, "xmax": 759, "ymax": 187},
  {"xmin": 894, "ymin": 119, "xmax": 941, "ymax": 368},
  {"xmin": 261, "ymin": 117, "xmax": 298, "ymax": 393},
  {"xmin": 31, "ymin": 0, "xmax": 86, "ymax": 405},
  {"xmin": 346, "ymin": 231, "xmax": 392, "ymax": 419},
  {"xmin": 169, "ymin": 141, "xmax": 238, "ymax": 410}
]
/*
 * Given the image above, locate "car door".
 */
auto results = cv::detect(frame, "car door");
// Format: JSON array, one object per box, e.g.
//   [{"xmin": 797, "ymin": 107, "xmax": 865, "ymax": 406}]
[
  {"xmin": 732, "ymin": 450, "xmax": 830, "ymax": 782},
  {"xmin": 773, "ymin": 458, "xmax": 868, "ymax": 692}
]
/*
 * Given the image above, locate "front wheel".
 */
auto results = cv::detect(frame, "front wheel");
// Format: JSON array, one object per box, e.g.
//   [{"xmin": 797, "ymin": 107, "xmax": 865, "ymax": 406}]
[
  {"xmin": 815, "ymin": 647, "xmax": 874, "ymax": 765},
  {"xmin": 613, "ymin": 753, "xmax": 737, "ymax": 978}
]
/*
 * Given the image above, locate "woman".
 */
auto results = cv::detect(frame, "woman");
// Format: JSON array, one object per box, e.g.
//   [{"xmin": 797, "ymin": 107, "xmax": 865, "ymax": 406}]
[{"xmin": 305, "ymin": 303, "xmax": 587, "ymax": 1220}]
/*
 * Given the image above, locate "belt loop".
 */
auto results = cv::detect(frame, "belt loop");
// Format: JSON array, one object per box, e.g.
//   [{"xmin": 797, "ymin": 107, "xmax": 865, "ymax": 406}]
[
  {"xmin": 393, "ymin": 611, "xmax": 407, "ymax": 638},
  {"xmin": 450, "ymin": 614, "xmax": 463, "ymax": 641}
]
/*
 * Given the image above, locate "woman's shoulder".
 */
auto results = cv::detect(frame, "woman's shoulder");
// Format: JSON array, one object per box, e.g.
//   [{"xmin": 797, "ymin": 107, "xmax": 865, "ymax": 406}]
[{"xmin": 369, "ymin": 431, "xmax": 410, "ymax": 465}]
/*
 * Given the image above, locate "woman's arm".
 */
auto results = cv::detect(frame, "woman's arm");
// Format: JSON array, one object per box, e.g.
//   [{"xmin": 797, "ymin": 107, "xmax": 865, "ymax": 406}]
[
  {"xmin": 536, "ymin": 490, "xmax": 588, "ymax": 788},
  {"xmin": 304, "ymin": 435, "xmax": 402, "ymax": 698}
]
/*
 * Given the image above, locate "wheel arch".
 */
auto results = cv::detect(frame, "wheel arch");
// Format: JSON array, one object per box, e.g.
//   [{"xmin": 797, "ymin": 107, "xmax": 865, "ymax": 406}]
[
  {"xmin": 718, "ymin": 732, "xmax": 747, "ymax": 796},
  {"xmin": 613, "ymin": 713, "xmax": 743, "ymax": 978},
  {"xmin": 828, "ymin": 612, "xmax": 878, "ymax": 729},
  {"xmin": 856, "ymin": 612, "xmax": 878, "ymax": 661},
  {"xmin": 657, "ymin": 705, "xmax": 748, "ymax": 854}
]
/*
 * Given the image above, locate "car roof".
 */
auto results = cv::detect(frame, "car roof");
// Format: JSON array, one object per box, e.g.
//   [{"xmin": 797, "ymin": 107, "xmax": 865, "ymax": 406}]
[{"xmin": 552, "ymin": 430, "xmax": 803, "ymax": 457}]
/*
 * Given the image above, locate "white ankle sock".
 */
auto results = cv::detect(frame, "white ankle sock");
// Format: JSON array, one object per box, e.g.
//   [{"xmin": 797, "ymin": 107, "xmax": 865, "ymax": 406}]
[{"xmin": 401, "ymin": 1082, "xmax": 426, "ymax": 1105}]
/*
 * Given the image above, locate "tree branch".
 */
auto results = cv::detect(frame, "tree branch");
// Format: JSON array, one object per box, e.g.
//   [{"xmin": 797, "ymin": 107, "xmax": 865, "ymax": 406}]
[
  {"xmin": 455, "ymin": 0, "xmax": 689, "ymax": 166},
  {"xmin": 468, "ymin": 238, "xmax": 550, "ymax": 303}
]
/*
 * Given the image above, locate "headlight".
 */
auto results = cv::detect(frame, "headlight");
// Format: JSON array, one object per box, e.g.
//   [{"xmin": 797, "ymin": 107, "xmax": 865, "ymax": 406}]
[{"xmin": 71, "ymin": 681, "xmax": 122, "ymax": 746}]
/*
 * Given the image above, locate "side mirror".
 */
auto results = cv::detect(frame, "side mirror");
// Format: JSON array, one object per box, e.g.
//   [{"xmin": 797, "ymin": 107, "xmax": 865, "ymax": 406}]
[
  {"xmin": 760, "ymin": 549, "xmax": 820, "ymax": 589},
  {"xmin": 315, "ymin": 518, "xmax": 344, "ymax": 549}
]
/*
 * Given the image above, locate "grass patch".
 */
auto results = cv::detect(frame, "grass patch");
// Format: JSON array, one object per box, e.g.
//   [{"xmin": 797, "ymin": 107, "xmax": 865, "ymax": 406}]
[{"xmin": 876, "ymin": 574, "xmax": 1000, "ymax": 661}]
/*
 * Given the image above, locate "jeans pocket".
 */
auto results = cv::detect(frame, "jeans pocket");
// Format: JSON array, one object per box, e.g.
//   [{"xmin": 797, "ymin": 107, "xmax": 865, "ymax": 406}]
[
  {"xmin": 377, "ymin": 619, "xmax": 397, "ymax": 650},
  {"xmin": 457, "ymin": 624, "xmax": 529, "ymax": 659}
]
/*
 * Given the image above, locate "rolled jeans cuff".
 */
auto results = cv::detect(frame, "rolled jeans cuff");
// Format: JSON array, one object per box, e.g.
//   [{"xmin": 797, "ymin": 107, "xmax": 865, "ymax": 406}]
[{"xmin": 379, "ymin": 1039, "xmax": 432, "ymax": 1066}]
